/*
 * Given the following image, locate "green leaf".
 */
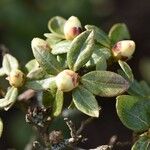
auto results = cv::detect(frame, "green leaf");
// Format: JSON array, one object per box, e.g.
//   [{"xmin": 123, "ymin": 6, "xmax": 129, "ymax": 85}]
[
  {"xmin": 86, "ymin": 45, "xmax": 111, "ymax": 68},
  {"xmin": 72, "ymin": 86, "xmax": 99, "ymax": 117},
  {"xmin": 2, "ymin": 54, "xmax": 19, "ymax": 75},
  {"xmin": 44, "ymin": 33, "xmax": 62, "ymax": 45},
  {"xmin": 0, "ymin": 118, "xmax": 3, "ymax": 138},
  {"xmin": 85, "ymin": 25, "xmax": 111, "ymax": 48},
  {"xmin": 128, "ymin": 80, "xmax": 146, "ymax": 97},
  {"xmin": 51, "ymin": 40, "xmax": 71, "ymax": 55},
  {"xmin": 48, "ymin": 16, "xmax": 66, "ymax": 39},
  {"xmin": 42, "ymin": 91, "xmax": 55, "ymax": 108},
  {"xmin": 25, "ymin": 77, "xmax": 56, "ymax": 91},
  {"xmin": 140, "ymin": 81, "xmax": 150, "ymax": 97},
  {"xmin": 96, "ymin": 56, "xmax": 107, "ymax": 71},
  {"xmin": 118, "ymin": 69, "xmax": 144, "ymax": 97},
  {"xmin": 26, "ymin": 59, "xmax": 46, "ymax": 80},
  {"xmin": 25, "ymin": 59, "xmax": 39, "ymax": 72},
  {"xmin": 81, "ymin": 71, "xmax": 129, "ymax": 97},
  {"xmin": 52, "ymin": 89, "xmax": 64, "ymax": 117},
  {"xmin": 0, "ymin": 87, "xmax": 18, "ymax": 110},
  {"xmin": 132, "ymin": 135, "xmax": 150, "ymax": 150},
  {"xmin": 57, "ymin": 54, "xmax": 68, "ymax": 69},
  {"xmin": 27, "ymin": 68, "xmax": 46, "ymax": 80},
  {"xmin": 32, "ymin": 42, "xmax": 62, "ymax": 75},
  {"xmin": 108, "ymin": 23, "xmax": 130, "ymax": 44},
  {"xmin": 116, "ymin": 95, "xmax": 150, "ymax": 132},
  {"xmin": 118, "ymin": 60, "xmax": 134, "ymax": 82},
  {"xmin": 67, "ymin": 31, "xmax": 95, "ymax": 71},
  {"xmin": 98, "ymin": 47, "xmax": 112, "ymax": 59}
]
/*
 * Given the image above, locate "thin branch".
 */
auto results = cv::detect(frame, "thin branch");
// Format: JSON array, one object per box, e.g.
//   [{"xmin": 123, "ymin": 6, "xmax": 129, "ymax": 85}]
[
  {"xmin": 64, "ymin": 117, "xmax": 77, "ymax": 139},
  {"xmin": 108, "ymin": 135, "xmax": 118, "ymax": 147},
  {"xmin": 77, "ymin": 117, "xmax": 94, "ymax": 135}
]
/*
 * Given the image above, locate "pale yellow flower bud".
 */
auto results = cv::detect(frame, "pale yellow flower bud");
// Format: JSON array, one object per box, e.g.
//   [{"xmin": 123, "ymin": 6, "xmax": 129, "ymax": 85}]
[
  {"xmin": 7, "ymin": 69, "xmax": 25, "ymax": 88},
  {"xmin": 64, "ymin": 16, "xmax": 82, "ymax": 40},
  {"xmin": 112, "ymin": 40, "xmax": 135, "ymax": 60},
  {"xmin": 31, "ymin": 38, "xmax": 50, "ymax": 52},
  {"xmin": 55, "ymin": 70, "xmax": 79, "ymax": 92}
]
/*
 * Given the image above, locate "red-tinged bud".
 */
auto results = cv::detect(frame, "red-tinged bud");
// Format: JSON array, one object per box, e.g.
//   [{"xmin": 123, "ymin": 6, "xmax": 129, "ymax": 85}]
[
  {"xmin": 55, "ymin": 70, "xmax": 79, "ymax": 92},
  {"xmin": 112, "ymin": 40, "xmax": 135, "ymax": 60},
  {"xmin": 64, "ymin": 16, "xmax": 82, "ymax": 40},
  {"xmin": 7, "ymin": 69, "xmax": 25, "ymax": 88}
]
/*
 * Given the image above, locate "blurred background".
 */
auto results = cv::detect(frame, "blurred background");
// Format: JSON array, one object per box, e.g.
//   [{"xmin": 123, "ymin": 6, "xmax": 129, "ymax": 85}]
[{"xmin": 0, "ymin": 0, "xmax": 150, "ymax": 149}]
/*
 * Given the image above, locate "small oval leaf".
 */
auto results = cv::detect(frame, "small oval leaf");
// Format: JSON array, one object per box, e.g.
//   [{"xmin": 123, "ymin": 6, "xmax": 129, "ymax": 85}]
[
  {"xmin": 0, "ymin": 87, "xmax": 18, "ymax": 110},
  {"xmin": 140, "ymin": 81, "xmax": 150, "ymax": 97},
  {"xmin": 67, "ymin": 31, "xmax": 95, "ymax": 71},
  {"xmin": 81, "ymin": 71, "xmax": 129, "ymax": 97},
  {"xmin": 85, "ymin": 25, "xmax": 111, "ymax": 48},
  {"xmin": 57, "ymin": 54, "xmax": 68, "ymax": 69},
  {"xmin": 72, "ymin": 86, "xmax": 99, "ymax": 117},
  {"xmin": 96, "ymin": 56, "xmax": 107, "ymax": 71},
  {"xmin": 45, "ymin": 33, "xmax": 62, "ymax": 46},
  {"xmin": 27, "ymin": 68, "xmax": 46, "ymax": 80},
  {"xmin": 108, "ymin": 23, "xmax": 130, "ymax": 44},
  {"xmin": 25, "ymin": 59, "xmax": 39, "ymax": 72},
  {"xmin": 116, "ymin": 95, "xmax": 150, "ymax": 132},
  {"xmin": 25, "ymin": 77, "xmax": 56, "ymax": 91},
  {"xmin": 42, "ymin": 91, "xmax": 55, "ymax": 108},
  {"xmin": 118, "ymin": 60, "xmax": 134, "ymax": 82},
  {"xmin": 86, "ymin": 45, "xmax": 111, "ymax": 68},
  {"xmin": 48, "ymin": 16, "xmax": 66, "ymax": 38},
  {"xmin": 127, "ymin": 80, "xmax": 145, "ymax": 97},
  {"xmin": 132, "ymin": 136, "xmax": 150, "ymax": 150},
  {"xmin": 51, "ymin": 40, "xmax": 71, "ymax": 55},
  {"xmin": 32, "ymin": 41, "xmax": 62, "ymax": 75},
  {"xmin": 2, "ymin": 54, "xmax": 19, "ymax": 75},
  {"xmin": 52, "ymin": 89, "xmax": 64, "ymax": 117}
]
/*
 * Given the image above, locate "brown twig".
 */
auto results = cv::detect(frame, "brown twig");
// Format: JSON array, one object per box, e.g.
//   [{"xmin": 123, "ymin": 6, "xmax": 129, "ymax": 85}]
[
  {"xmin": 108, "ymin": 135, "xmax": 118, "ymax": 147},
  {"xmin": 77, "ymin": 117, "xmax": 94, "ymax": 135}
]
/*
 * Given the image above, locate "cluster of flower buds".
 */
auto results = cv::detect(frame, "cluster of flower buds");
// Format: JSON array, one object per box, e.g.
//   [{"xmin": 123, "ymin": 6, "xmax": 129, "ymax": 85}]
[
  {"xmin": 64, "ymin": 16, "xmax": 82, "ymax": 40},
  {"xmin": 7, "ymin": 69, "xmax": 25, "ymax": 88},
  {"xmin": 55, "ymin": 70, "xmax": 79, "ymax": 92},
  {"xmin": 112, "ymin": 40, "xmax": 135, "ymax": 60}
]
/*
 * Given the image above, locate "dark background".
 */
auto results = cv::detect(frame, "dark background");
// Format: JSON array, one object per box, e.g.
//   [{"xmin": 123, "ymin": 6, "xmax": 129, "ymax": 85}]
[{"xmin": 0, "ymin": 0, "xmax": 150, "ymax": 149}]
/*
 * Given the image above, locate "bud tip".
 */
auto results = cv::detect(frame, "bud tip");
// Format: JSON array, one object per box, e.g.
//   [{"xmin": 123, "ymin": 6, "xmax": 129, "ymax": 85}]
[
  {"xmin": 64, "ymin": 16, "xmax": 82, "ymax": 40},
  {"xmin": 112, "ymin": 40, "xmax": 135, "ymax": 60}
]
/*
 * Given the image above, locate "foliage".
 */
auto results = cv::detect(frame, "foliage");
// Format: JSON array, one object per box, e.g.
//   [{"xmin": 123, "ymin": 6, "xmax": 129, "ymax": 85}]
[{"xmin": 0, "ymin": 15, "xmax": 149, "ymax": 149}]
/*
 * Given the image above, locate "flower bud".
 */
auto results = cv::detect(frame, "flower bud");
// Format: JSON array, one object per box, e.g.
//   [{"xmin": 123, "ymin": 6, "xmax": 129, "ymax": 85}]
[
  {"xmin": 7, "ymin": 69, "xmax": 25, "ymax": 88},
  {"xmin": 64, "ymin": 16, "xmax": 82, "ymax": 40},
  {"xmin": 55, "ymin": 70, "xmax": 79, "ymax": 92},
  {"xmin": 31, "ymin": 38, "xmax": 51, "ymax": 52},
  {"xmin": 112, "ymin": 40, "xmax": 135, "ymax": 60}
]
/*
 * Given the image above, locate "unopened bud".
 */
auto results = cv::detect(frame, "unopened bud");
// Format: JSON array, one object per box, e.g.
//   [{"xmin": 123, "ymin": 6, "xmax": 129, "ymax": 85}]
[
  {"xmin": 7, "ymin": 69, "xmax": 25, "ymax": 88},
  {"xmin": 112, "ymin": 40, "xmax": 135, "ymax": 60},
  {"xmin": 64, "ymin": 16, "xmax": 82, "ymax": 40},
  {"xmin": 55, "ymin": 70, "xmax": 79, "ymax": 92},
  {"xmin": 31, "ymin": 38, "xmax": 51, "ymax": 52}
]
